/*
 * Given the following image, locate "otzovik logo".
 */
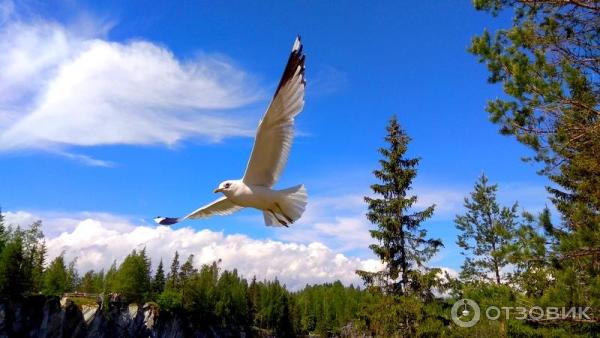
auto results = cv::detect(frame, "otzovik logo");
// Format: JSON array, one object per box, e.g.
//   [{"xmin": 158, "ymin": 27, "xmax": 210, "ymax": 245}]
[
  {"xmin": 451, "ymin": 299, "xmax": 480, "ymax": 327},
  {"xmin": 451, "ymin": 299, "xmax": 594, "ymax": 327}
]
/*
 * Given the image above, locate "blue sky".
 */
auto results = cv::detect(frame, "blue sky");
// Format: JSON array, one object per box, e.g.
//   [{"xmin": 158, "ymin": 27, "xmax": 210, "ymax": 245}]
[{"xmin": 0, "ymin": 1, "xmax": 552, "ymax": 287}]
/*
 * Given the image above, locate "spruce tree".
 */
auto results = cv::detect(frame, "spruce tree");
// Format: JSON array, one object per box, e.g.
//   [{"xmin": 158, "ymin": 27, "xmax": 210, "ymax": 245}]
[
  {"xmin": 32, "ymin": 240, "xmax": 47, "ymax": 293},
  {"xmin": 167, "ymin": 251, "xmax": 180, "ymax": 290},
  {"xmin": 455, "ymin": 174, "xmax": 517, "ymax": 284},
  {"xmin": 356, "ymin": 116, "xmax": 442, "ymax": 295},
  {"xmin": 152, "ymin": 259, "xmax": 166, "ymax": 294}
]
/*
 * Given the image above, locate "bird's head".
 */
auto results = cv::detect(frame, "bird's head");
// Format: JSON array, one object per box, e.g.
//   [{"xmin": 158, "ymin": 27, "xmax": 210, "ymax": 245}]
[{"xmin": 214, "ymin": 180, "xmax": 236, "ymax": 194}]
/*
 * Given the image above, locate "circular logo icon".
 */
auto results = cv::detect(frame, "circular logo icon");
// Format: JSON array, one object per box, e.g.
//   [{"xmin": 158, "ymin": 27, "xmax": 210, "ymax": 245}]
[{"xmin": 451, "ymin": 298, "xmax": 480, "ymax": 328}]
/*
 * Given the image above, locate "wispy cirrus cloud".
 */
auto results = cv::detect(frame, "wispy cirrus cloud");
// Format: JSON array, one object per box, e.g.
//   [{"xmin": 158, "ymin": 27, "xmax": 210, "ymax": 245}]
[
  {"xmin": 0, "ymin": 4, "xmax": 262, "ymax": 166},
  {"xmin": 307, "ymin": 64, "xmax": 349, "ymax": 97}
]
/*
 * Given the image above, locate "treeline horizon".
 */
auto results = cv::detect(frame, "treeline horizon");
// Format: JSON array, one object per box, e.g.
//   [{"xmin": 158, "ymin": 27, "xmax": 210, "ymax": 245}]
[
  {"xmin": 0, "ymin": 0, "xmax": 598, "ymax": 337},
  {"xmin": 0, "ymin": 213, "xmax": 402, "ymax": 336}
]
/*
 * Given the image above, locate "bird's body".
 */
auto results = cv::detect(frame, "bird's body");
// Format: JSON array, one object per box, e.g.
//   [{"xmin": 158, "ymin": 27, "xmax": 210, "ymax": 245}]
[
  {"xmin": 217, "ymin": 180, "xmax": 281, "ymax": 209},
  {"xmin": 155, "ymin": 37, "xmax": 308, "ymax": 227},
  {"xmin": 216, "ymin": 180, "xmax": 307, "ymax": 226}
]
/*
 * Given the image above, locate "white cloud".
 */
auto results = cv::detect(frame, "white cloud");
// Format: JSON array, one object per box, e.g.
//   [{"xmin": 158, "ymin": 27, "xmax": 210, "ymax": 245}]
[
  {"xmin": 277, "ymin": 194, "xmax": 374, "ymax": 254},
  {"xmin": 412, "ymin": 185, "xmax": 466, "ymax": 220},
  {"xmin": 276, "ymin": 188, "xmax": 463, "ymax": 254},
  {"xmin": 5, "ymin": 210, "xmax": 382, "ymax": 290},
  {"xmin": 0, "ymin": 12, "xmax": 262, "ymax": 164}
]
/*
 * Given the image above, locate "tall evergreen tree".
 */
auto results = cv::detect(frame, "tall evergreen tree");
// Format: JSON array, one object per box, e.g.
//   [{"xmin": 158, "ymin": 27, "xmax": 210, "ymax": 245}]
[
  {"xmin": 167, "ymin": 251, "xmax": 180, "ymax": 290},
  {"xmin": 152, "ymin": 259, "xmax": 166, "ymax": 294},
  {"xmin": 356, "ymin": 116, "xmax": 442, "ymax": 295},
  {"xmin": 32, "ymin": 240, "xmax": 47, "ymax": 293},
  {"xmin": 455, "ymin": 174, "xmax": 518, "ymax": 284}
]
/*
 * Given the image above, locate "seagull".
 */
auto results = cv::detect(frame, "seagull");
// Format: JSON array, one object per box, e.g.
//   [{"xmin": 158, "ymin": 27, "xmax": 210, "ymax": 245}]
[{"xmin": 154, "ymin": 36, "xmax": 307, "ymax": 227}]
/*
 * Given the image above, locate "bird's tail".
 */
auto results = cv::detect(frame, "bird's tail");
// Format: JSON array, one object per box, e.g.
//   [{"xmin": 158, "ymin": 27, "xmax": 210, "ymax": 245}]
[{"xmin": 263, "ymin": 184, "xmax": 307, "ymax": 227}]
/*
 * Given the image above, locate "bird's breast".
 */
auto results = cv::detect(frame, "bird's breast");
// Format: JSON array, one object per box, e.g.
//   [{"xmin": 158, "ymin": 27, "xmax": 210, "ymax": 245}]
[{"xmin": 228, "ymin": 184, "xmax": 277, "ymax": 210}]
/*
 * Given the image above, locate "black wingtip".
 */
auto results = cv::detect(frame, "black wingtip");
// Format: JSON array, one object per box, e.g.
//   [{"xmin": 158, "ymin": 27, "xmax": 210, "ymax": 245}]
[
  {"xmin": 154, "ymin": 217, "xmax": 179, "ymax": 226},
  {"xmin": 274, "ymin": 36, "xmax": 306, "ymax": 97}
]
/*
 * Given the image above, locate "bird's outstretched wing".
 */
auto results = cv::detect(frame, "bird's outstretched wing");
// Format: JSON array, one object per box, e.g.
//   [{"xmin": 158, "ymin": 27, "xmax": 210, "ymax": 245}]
[
  {"xmin": 184, "ymin": 197, "xmax": 243, "ymax": 219},
  {"xmin": 154, "ymin": 197, "xmax": 242, "ymax": 225},
  {"xmin": 242, "ymin": 36, "xmax": 306, "ymax": 187}
]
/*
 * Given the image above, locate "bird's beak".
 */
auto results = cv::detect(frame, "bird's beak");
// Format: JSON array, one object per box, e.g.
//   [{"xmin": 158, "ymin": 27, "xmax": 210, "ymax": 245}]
[{"xmin": 213, "ymin": 187, "xmax": 223, "ymax": 193}]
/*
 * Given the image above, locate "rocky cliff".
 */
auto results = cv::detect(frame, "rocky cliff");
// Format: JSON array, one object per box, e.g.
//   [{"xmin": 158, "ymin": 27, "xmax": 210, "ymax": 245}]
[{"xmin": 0, "ymin": 295, "xmax": 232, "ymax": 338}]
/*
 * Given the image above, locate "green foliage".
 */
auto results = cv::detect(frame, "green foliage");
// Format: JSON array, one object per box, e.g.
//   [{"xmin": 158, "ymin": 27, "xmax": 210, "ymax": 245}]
[
  {"xmin": 152, "ymin": 259, "xmax": 165, "ymax": 295},
  {"xmin": 104, "ymin": 261, "xmax": 117, "ymax": 292},
  {"xmin": 254, "ymin": 279, "xmax": 294, "ymax": 337},
  {"xmin": 112, "ymin": 248, "xmax": 151, "ymax": 303},
  {"xmin": 357, "ymin": 116, "xmax": 442, "ymax": 296},
  {"xmin": 470, "ymin": 0, "xmax": 600, "ymax": 314},
  {"xmin": 0, "ymin": 235, "xmax": 28, "ymax": 296},
  {"xmin": 508, "ymin": 210, "xmax": 553, "ymax": 298},
  {"xmin": 214, "ymin": 269, "xmax": 249, "ymax": 330},
  {"xmin": 79, "ymin": 269, "xmax": 104, "ymax": 293},
  {"xmin": 167, "ymin": 251, "xmax": 180, "ymax": 290},
  {"xmin": 293, "ymin": 281, "xmax": 364, "ymax": 336},
  {"xmin": 157, "ymin": 288, "xmax": 183, "ymax": 312},
  {"xmin": 455, "ymin": 174, "xmax": 519, "ymax": 284},
  {"xmin": 43, "ymin": 255, "xmax": 69, "ymax": 296}
]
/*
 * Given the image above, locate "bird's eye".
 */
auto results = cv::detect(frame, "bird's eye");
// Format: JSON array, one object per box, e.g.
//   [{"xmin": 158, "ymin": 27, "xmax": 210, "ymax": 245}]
[{"xmin": 224, "ymin": 183, "xmax": 231, "ymax": 188}]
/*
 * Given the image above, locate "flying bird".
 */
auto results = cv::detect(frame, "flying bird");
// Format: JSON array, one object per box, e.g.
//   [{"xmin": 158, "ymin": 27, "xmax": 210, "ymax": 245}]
[{"xmin": 154, "ymin": 37, "xmax": 307, "ymax": 227}]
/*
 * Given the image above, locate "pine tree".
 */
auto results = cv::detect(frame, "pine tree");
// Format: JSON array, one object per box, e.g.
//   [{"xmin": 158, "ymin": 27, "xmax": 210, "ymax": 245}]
[
  {"xmin": 455, "ymin": 174, "xmax": 518, "ymax": 284},
  {"xmin": 152, "ymin": 259, "xmax": 166, "ymax": 294},
  {"xmin": 470, "ymin": 0, "xmax": 600, "ymax": 310},
  {"xmin": 356, "ymin": 116, "xmax": 442, "ymax": 295},
  {"xmin": 509, "ymin": 209, "xmax": 552, "ymax": 298}
]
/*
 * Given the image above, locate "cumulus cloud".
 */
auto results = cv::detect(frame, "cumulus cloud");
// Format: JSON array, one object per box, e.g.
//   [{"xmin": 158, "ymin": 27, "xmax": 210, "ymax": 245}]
[
  {"xmin": 0, "ymin": 10, "xmax": 261, "ymax": 165},
  {"xmin": 277, "ymin": 194, "xmax": 373, "ymax": 254},
  {"xmin": 5, "ymin": 210, "xmax": 382, "ymax": 290}
]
